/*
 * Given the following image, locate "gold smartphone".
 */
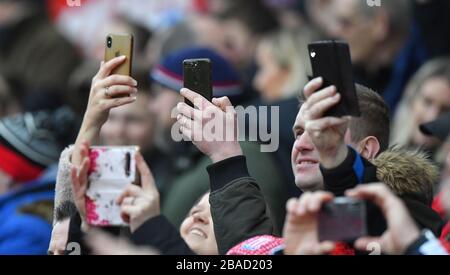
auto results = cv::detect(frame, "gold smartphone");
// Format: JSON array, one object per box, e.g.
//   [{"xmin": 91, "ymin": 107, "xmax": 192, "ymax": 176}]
[{"xmin": 104, "ymin": 34, "xmax": 134, "ymax": 76}]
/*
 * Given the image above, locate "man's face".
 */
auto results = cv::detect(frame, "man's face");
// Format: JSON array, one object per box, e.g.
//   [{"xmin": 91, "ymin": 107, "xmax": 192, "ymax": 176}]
[
  {"xmin": 291, "ymin": 104, "xmax": 357, "ymax": 191},
  {"xmin": 48, "ymin": 219, "xmax": 70, "ymax": 255},
  {"xmin": 291, "ymin": 106, "xmax": 323, "ymax": 191}
]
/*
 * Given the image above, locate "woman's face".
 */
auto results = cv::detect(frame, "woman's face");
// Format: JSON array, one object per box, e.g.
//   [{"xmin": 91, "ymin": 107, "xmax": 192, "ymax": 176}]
[
  {"xmin": 253, "ymin": 43, "xmax": 290, "ymax": 102},
  {"xmin": 411, "ymin": 78, "xmax": 450, "ymax": 148},
  {"xmin": 101, "ymin": 93, "xmax": 155, "ymax": 153},
  {"xmin": 179, "ymin": 193, "xmax": 218, "ymax": 255}
]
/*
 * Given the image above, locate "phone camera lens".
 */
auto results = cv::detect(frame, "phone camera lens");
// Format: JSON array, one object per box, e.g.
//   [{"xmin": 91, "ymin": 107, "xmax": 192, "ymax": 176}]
[{"xmin": 107, "ymin": 37, "xmax": 112, "ymax": 48}]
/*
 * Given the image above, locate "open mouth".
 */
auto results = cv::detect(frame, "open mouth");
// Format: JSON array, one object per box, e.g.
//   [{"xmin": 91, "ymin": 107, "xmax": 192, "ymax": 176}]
[
  {"xmin": 295, "ymin": 158, "xmax": 319, "ymax": 169},
  {"xmin": 189, "ymin": 227, "xmax": 207, "ymax": 239}
]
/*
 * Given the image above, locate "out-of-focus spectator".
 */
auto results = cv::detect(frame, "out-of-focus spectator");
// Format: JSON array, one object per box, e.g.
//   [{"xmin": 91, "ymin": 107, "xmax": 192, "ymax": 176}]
[
  {"xmin": 305, "ymin": 0, "xmax": 427, "ymax": 113},
  {"xmin": 0, "ymin": 0, "xmax": 80, "ymax": 107},
  {"xmin": 391, "ymin": 58, "xmax": 450, "ymax": 160},
  {"xmin": 253, "ymin": 29, "xmax": 312, "ymax": 102},
  {"xmin": 213, "ymin": 0, "xmax": 279, "ymax": 69},
  {"xmin": 0, "ymin": 107, "xmax": 77, "ymax": 255}
]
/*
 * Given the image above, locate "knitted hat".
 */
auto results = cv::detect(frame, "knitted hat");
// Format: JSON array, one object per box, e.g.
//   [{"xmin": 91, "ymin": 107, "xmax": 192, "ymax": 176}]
[
  {"xmin": 226, "ymin": 235, "xmax": 284, "ymax": 255},
  {"xmin": 0, "ymin": 107, "xmax": 78, "ymax": 183},
  {"xmin": 151, "ymin": 47, "xmax": 242, "ymax": 99}
]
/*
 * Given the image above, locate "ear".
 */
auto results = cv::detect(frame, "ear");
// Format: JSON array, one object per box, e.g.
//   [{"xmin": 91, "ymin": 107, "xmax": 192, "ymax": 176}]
[{"xmin": 358, "ymin": 136, "xmax": 380, "ymax": 160}]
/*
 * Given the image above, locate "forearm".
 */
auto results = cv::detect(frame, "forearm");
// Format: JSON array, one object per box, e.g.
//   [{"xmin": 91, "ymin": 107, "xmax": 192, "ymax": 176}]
[
  {"xmin": 131, "ymin": 215, "xmax": 195, "ymax": 255},
  {"xmin": 72, "ymin": 118, "xmax": 102, "ymax": 166}
]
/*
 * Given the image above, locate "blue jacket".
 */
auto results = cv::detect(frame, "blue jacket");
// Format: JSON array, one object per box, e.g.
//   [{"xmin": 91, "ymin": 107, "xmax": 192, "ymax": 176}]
[{"xmin": 0, "ymin": 166, "xmax": 56, "ymax": 255}]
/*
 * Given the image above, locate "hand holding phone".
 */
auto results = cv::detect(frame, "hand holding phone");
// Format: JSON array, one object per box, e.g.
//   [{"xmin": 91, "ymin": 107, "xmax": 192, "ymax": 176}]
[
  {"xmin": 183, "ymin": 59, "xmax": 213, "ymax": 107},
  {"xmin": 308, "ymin": 40, "xmax": 360, "ymax": 117},
  {"xmin": 105, "ymin": 34, "xmax": 134, "ymax": 76},
  {"xmin": 86, "ymin": 146, "xmax": 140, "ymax": 227}
]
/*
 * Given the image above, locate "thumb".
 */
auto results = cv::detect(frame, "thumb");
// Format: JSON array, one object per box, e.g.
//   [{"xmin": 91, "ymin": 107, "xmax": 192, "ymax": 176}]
[
  {"xmin": 212, "ymin": 97, "xmax": 233, "ymax": 111},
  {"xmin": 354, "ymin": 237, "xmax": 381, "ymax": 251}
]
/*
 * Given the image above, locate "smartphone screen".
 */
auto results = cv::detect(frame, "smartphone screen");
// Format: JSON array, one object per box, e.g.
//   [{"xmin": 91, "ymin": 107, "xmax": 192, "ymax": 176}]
[
  {"xmin": 104, "ymin": 34, "xmax": 134, "ymax": 76},
  {"xmin": 308, "ymin": 40, "xmax": 360, "ymax": 117},
  {"xmin": 318, "ymin": 197, "xmax": 368, "ymax": 243},
  {"xmin": 183, "ymin": 59, "xmax": 213, "ymax": 108}
]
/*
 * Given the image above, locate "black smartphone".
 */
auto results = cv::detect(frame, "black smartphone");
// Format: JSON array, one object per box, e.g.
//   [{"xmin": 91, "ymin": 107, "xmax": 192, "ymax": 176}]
[
  {"xmin": 318, "ymin": 197, "xmax": 368, "ymax": 243},
  {"xmin": 183, "ymin": 59, "xmax": 213, "ymax": 108},
  {"xmin": 308, "ymin": 40, "xmax": 360, "ymax": 117}
]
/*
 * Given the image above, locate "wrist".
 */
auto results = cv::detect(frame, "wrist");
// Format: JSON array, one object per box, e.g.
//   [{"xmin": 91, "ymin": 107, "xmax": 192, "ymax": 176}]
[{"xmin": 209, "ymin": 143, "xmax": 243, "ymax": 163}]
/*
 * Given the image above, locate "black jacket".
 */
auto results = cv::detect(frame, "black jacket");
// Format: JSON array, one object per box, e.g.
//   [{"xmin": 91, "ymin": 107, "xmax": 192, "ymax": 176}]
[{"xmin": 207, "ymin": 156, "xmax": 276, "ymax": 255}]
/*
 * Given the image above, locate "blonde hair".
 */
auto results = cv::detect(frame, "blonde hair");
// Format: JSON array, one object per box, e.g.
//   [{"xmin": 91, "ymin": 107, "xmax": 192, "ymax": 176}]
[
  {"xmin": 391, "ymin": 57, "xmax": 450, "ymax": 148},
  {"xmin": 260, "ymin": 27, "xmax": 316, "ymax": 99}
]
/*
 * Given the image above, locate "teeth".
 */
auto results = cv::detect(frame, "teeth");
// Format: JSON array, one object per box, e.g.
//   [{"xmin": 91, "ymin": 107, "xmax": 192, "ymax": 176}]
[
  {"xmin": 190, "ymin": 228, "xmax": 206, "ymax": 238},
  {"xmin": 300, "ymin": 161, "xmax": 316, "ymax": 164}
]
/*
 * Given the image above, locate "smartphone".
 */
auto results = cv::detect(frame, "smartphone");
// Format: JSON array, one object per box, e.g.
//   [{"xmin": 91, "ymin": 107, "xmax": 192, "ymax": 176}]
[
  {"xmin": 318, "ymin": 197, "xmax": 368, "ymax": 243},
  {"xmin": 183, "ymin": 59, "xmax": 213, "ymax": 108},
  {"xmin": 86, "ymin": 146, "xmax": 140, "ymax": 227},
  {"xmin": 104, "ymin": 34, "xmax": 134, "ymax": 76},
  {"xmin": 308, "ymin": 40, "xmax": 360, "ymax": 117}
]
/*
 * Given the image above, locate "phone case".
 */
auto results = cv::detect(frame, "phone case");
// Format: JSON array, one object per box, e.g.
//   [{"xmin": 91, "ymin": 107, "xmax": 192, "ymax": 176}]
[
  {"xmin": 308, "ymin": 40, "xmax": 360, "ymax": 117},
  {"xmin": 318, "ymin": 198, "xmax": 368, "ymax": 243},
  {"xmin": 183, "ymin": 59, "xmax": 213, "ymax": 107},
  {"xmin": 86, "ymin": 146, "xmax": 139, "ymax": 227},
  {"xmin": 104, "ymin": 34, "xmax": 134, "ymax": 76}
]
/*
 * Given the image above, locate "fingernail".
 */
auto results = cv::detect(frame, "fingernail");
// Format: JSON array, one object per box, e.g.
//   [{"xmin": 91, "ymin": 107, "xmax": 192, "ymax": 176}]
[
  {"xmin": 132, "ymin": 88, "xmax": 138, "ymax": 93},
  {"xmin": 131, "ymin": 96, "xmax": 137, "ymax": 101},
  {"xmin": 180, "ymin": 88, "xmax": 188, "ymax": 94},
  {"xmin": 120, "ymin": 55, "xmax": 126, "ymax": 59},
  {"xmin": 133, "ymin": 80, "xmax": 138, "ymax": 86}
]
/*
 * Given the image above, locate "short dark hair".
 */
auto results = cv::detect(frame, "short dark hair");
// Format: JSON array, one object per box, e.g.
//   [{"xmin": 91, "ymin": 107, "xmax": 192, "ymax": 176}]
[
  {"xmin": 216, "ymin": 0, "xmax": 279, "ymax": 36},
  {"xmin": 348, "ymin": 84, "xmax": 390, "ymax": 153},
  {"xmin": 54, "ymin": 201, "xmax": 77, "ymax": 223}
]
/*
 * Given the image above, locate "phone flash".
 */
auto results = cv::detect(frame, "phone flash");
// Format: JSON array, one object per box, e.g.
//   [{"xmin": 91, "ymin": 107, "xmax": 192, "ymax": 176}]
[{"xmin": 311, "ymin": 52, "xmax": 316, "ymax": 58}]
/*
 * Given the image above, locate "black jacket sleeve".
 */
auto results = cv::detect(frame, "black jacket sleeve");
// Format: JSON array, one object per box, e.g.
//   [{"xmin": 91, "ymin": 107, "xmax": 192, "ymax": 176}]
[
  {"xmin": 65, "ymin": 212, "xmax": 89, "ymax": 255},
  {"xmin": 130, "ymin": 215, "xmax": 195, "ymax": 255},
  {"xmin": 207, "ymin": 155, "xmax": 275, "ymax": 255}
]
